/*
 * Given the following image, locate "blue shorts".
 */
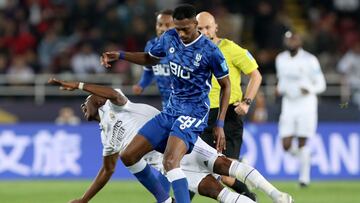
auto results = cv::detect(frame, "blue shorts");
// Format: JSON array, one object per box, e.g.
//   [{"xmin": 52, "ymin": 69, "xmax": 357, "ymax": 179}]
[{"xmin": 138, "ymin": 110, "xmax": 209, "ymax": 154}]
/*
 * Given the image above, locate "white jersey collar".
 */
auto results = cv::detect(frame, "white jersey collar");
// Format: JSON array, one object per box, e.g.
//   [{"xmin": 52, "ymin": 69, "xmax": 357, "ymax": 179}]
[{"xmin": 181, "ymin": 33, "xmax": 203, "ymax": 47}]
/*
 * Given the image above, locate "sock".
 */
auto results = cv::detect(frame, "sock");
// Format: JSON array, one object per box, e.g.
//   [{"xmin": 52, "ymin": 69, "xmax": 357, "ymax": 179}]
[
  {"xmin": 299, "ymin": 146, "xmax": 311, "ymax": 184},
  {"xmin": 127, "ymin": 160, "xmax": 169, "ymax": 203},
  {"xmin": 162, "ymin": 197, "xmax": 172, "ymax": 203},
  {"xmin": 217, "ymin": 188, "xmax": 255, "ymax": 203},
  {"xmin": 167, "ymin": 168, "xmax": 190, "ymax": 203},
  {"xmin": 229, "ymin": 161, "xmax": 281, "ymax": 200},
  {"xmin": 150, "ymin": 167, "xmax": 171, "ymax": 194},
  {"xmin": 289, "ymin": 144, "xmax": 299, "ymax": 156},
  {"xmin": 231, "ymin": 179, "xmax": 256, "ymax": 201}
]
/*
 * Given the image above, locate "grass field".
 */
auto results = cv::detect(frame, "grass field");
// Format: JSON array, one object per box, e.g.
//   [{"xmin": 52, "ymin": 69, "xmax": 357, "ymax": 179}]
[{"xmin": 0, "ymin": 180, "xmax": 359, "ymax": 203}]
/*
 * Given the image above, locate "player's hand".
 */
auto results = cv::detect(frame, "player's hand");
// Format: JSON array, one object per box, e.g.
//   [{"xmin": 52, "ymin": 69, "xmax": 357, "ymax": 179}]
[
  {"xmin": 213, "ymin": 126, "xmax": 226, "ymax": 153},
  {"xmin": 132, "ymin": 84, "xmax": 144, "ymax": 95},
  {"xmin": 48, "ymin": 78, "xmax": 78, "ymax": 91},
  {"xmin": 68, "ymin": 198, "xmax": 87, "ymax": 203},
  {"xmin": 100, "ymin": 51, "xmax": 120, "ymax": 68},
  {"xmin": 300, "ymin": 87, "xmax": 309, "ymax": 95},
  {"xmin": 234, "ymin": 102, "xmax": 249, "ymax": 116}
]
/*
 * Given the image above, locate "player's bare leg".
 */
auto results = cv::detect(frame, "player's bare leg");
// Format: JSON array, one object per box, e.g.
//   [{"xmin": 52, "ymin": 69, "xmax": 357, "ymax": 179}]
[
  {"xmin": 282, "ymin": 136, "xmax": 294, "ymax": 152},
  {"xmin": 283, "ymin": 136, "xmax": 311, "ymax": 187},
  {"xmin": 198, "ymin": 174, "xmax": 255, "ymax": 203},
  {"xmin": 121, "ymin": 135, "xmax": 153, "ymax": 165},
  {"xmin": 121, "ymin": 135, "xmax": 171, "ymax": 203},
  {"xmin": 163, "ymin": 135, "xmax": 189, "ymax": 203},
  {"xmin": 213, "ymin": 156, "xmax": 293, "ymax": 203}
]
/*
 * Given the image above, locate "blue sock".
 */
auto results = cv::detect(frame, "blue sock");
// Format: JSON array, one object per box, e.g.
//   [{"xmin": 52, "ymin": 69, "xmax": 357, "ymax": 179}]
[
  {"xmin": 150, "ymin": 167, "xmax": 171, "ymax": 194},
  {"xmin": 167, "ymin": 168, "xmax": 190, "ymax": 203},
  {"xmin": 172, "ymin": 178, "xmax": 190, "ymax": 203},
  {"xmin": 132, "ymin": 163, "xmax": 170, "ymax": 202}
]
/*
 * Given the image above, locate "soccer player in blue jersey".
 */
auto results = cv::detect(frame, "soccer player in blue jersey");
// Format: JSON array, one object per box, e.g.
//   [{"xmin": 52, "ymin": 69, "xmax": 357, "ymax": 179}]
[
  {"xmin": 132, "ymin": 9, "xmax": 174, "ymax": 108},
  {"xmin": 101, "ymin": 4, "xmax": 231, "ymax": 203}
]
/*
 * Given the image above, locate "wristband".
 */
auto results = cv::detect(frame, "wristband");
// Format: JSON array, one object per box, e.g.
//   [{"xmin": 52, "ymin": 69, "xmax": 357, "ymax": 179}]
[
  {"xmin": 215, "ymin": 120, "xmax": 224, "ymax": 128},
  {"xmin": 118, "ymin": 51, "xmax": 125, "ymax": 60},
  {"xmin": 78, "ymin": 82, "xmax": 84, "ymax": 90}
]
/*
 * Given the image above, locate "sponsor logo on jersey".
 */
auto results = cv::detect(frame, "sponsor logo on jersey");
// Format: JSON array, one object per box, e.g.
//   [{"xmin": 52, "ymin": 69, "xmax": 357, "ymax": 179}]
[
  {"xmin": 152, "ymin": 64, "xmax": 170, "ymax": 76},
  {"xmin": 111, "ymin": 120, "xmax": 125, "ymax": 147},
  {"xmin": 193, "ymin": 53, "xmax": 202, "ymax": 67},
  {"xmin": 169, "ymin": 47, "xmax": 175, "ymax": 53},
  {"xmin": 170, "ymin": 62, "xmax": 191, "ymax": 79}
]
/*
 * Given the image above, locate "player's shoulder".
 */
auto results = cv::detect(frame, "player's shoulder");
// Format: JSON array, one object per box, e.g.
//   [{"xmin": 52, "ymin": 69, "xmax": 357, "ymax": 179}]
[
  {"xmin": 301, "ymin": 49, "xmax": 317, "ymax": 60},
  {"xmin": 145, "ymin": 37, "xmax": 158, "ymax": 50},
  {"xmin": 221, "ymin": 39, "xmax": 245, "ymax": 50},
  {"xmin": 146, "ymin": 37, "xmax": 158, "ymax": 46},
  {"xmin": 199, "ymin": 35, "xmax": 221, "ymax": 54},
  {"xmin": 276, "ymin": 51, "xmax": 289, "ymax": 60},
  {"xmin": 162, "ymin": 29, "xmax": 178, "ymax": 38}
]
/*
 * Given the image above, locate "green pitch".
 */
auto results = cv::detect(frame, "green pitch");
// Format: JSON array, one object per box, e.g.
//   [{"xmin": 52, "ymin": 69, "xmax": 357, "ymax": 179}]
[{"xmin": 0, "ymin": 180, "xmax": 359, "ymax": 203}]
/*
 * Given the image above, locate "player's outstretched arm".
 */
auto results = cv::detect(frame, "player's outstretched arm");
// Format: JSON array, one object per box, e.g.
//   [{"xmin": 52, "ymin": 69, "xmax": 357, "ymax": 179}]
[
  {"xmin": 213, "ymin": 76, "xmax": 231, "ymax": 152},
  {"xmin": 48, "ymin": 78, "xmax": 127, "ymax": 106},
  {"xmin": 101, "ymin": 51, "xmax": 160, "ymax": 68},
  {"xmin": 68, "ymin": 153, "xmax": 119, "ymax": 203}
]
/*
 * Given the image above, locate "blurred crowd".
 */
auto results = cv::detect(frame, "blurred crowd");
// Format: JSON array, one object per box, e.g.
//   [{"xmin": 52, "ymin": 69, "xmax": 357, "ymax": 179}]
[{"xmin": 0, "ymin": 0, "xmax": 359, "ymax": 86}]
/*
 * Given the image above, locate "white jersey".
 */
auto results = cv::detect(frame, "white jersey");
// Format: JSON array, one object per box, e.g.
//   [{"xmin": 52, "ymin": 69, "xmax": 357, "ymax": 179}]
[
  {"xmin": 276, "ymin": 49, "xmax": 326, "ymax": 137},
  {"xmin": 98, "ymin": 90, "xmax": 160, "ymax": 156},
  {"xmin": 275, "ymin": 49, "xmax": 326, "ymax": 113}
]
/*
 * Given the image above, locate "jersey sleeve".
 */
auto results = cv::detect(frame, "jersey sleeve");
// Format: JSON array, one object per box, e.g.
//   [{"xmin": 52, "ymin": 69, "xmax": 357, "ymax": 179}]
[
  {"xmin": 306, "ymin": 56, "xmax": 326, "ymax": 94},
  {"xmin": 137, "ymin": 68, "xmax": 154, "ymax": 89},
  {"xmin": 210, "ymin": 48, "xmax": 229, "ymax": 79},
  {"xmin": 233, "ymin": 50, "xmax": 258, "ymax": 74},
  {"xmin": 143, "ymin": 40, "xmax": 154, "ymax": 70},
  {"xmin": 148, "ymin": 33, "xmax": 167, "ymax": 59}
]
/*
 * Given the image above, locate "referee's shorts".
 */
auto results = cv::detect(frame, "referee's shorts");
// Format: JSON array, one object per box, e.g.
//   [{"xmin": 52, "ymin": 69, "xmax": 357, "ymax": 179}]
[{"xmin": 199, "ymin": 104, "xmax": 244, "ymax": 159}]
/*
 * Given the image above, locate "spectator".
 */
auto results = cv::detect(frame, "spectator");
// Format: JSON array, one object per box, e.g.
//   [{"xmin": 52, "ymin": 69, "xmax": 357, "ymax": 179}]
[
  {"xmin": 55, "ymin": 107, "xmax": 80, "ymax": 125},
  {"xmin": 70, "ymin": 42, "xmax": 104, "ymax": 75},
  {"xmin": 7, "ymin": 54, "xmax": 34, "ymax": 85},
  {"xmin": 337, "ymin": 40, "xmax": 360, "ymax": 109}
]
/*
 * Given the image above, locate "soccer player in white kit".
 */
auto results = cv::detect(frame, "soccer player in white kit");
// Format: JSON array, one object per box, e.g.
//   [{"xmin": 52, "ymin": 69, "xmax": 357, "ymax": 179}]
[
  {"xmin": 275, "ymin": 31, "xmax": 326, "ymax": 187},
  {"xmin": 48, "ymin": 78, "xmax": 293, "ymax": 203}
]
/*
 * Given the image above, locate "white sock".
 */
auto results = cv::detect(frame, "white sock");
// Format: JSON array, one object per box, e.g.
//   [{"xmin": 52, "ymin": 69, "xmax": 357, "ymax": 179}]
[
  {"xmin": 229, "ymin": 161, "xmax": 281, "ymax": 200},
  {"xmin": 217, "ymin": 188, "xmax": 255, "ymax": 203},
  {"xmin": 299, "ymin": 146, "xmax": 311, "ymax": 184},
  {"xmin": 126, "ymin": 159, "xmax": 147, "ymax": 174},
  {"xmin": 289, "ymin": 144, "xmax": 299, "ymax": 156},
  {"xmin": 166, "ymin": 168, "xmax": 186, "ymax": 182},
  {"xmin": 162, "ymin": 197, "xmax": 172, "ymax": 203}
]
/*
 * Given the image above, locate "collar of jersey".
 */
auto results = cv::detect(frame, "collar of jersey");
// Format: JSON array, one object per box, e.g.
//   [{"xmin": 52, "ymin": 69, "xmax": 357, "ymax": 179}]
[
  {"xmin": 181, "ymin": 33, "xmax": 203, "ymax": 47},
  {"xmin": 287, "ymin": 48, "xmax": 304, "ymax": 57}
]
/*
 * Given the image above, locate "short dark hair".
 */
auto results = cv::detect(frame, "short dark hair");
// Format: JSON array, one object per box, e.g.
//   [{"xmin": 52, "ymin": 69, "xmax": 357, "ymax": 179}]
[
  {"xmin": 156, "ymin": 9, "xmax": 173, "ymax": 16},
  {"xmin": 173, "ymin": 4, "xmax": 196, "ymax": 20}
]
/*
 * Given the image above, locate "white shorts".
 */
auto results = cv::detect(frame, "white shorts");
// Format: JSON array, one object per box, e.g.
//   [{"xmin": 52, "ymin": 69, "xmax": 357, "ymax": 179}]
[
  {"xmin": 279, "ymin": 109, "xmax": 318, "ymax": 138},
  {"xmin": 143, "ymin": 151, "xmax": 164, "ymax": 174},
  {"xmin": 181, "ymin": 138, "xmax": 221, "ymax": 193}
]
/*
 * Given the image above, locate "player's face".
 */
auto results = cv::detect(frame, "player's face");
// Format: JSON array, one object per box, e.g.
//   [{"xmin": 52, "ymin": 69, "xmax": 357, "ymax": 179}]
[
  {"xmin": 81, "ymin": 95, "xmax": 105, "ymax": 121},
  {"xmin": 197, "ymin": 18, "xmax": 217, "ymax": 41},
  {"xmin": 156, "ymin": 14, "xmax": 174, "ymax": 37},
  {"xmin": 284, "ymin": 35, "xmax": 301, "ymax": 52},
  {"xmin": 174, "ymin": 18, "xmax": 198, "ymax": 44}
]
